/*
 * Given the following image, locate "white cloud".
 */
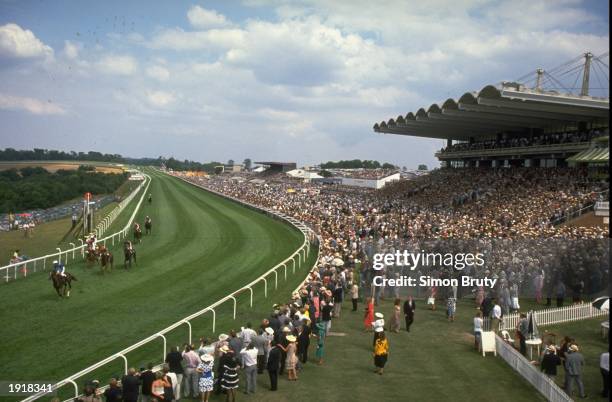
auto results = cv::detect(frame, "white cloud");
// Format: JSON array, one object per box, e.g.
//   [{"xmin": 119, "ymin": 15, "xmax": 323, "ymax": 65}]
[
  {"xmin": 146, "ymin": 65, "xmax": 170, "ymax": 81},
  {"xmin": 149, "ymin": 28, "xmax": 246, "ymax": 51},
  {"xmin": 0, "ymin": 93, "xmax": 66, "ymax": 115},
  {"xmin": 0, "ymin": 23, "xmax": 53, "ymax": 59},
  {"xmin": 187, "ymin": 5, "xmax": 230, "ymax": 29},
  {"xmin": 147, "ymin": 90, "xmax": 176, "ymax": 107},
  {"xmin": 96, "ymin": 54, "xmax": 138, "ymax": 75},
  {"xmin": 63, "ymin": 40, "xmax": 79, "ymax": 59}
]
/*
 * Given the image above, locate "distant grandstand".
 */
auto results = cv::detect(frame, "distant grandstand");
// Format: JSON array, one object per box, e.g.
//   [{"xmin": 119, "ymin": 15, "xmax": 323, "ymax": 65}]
[
  {"xmin": 374, "ymin": 52, "xmax": 609, "ymax": 170},
  {"xmin": 255, "ymin": 161, "xmax": 297, "ymax": 173}
]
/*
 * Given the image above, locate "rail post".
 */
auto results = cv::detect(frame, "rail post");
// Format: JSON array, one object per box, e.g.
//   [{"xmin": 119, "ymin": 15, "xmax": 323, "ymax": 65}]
[
  {"xmin": 211, "ymin": 308, "xmax": 216, "ymax": 333},
  {"xmin": 67, "ymin": 379, "xmax": 79, "ymax": 400},
  {"xmin": 246, "ymin": 286, "xmax": 254, "ymax": 307},
  {"xmin": 69, "ymin": 243, "xmax": 75, "ymax": 260},
  {"xmin": 56, "ymin": 248, "xmax": 62, "ymax": 264},
  {"xmin": 229, "ymin": 296, "xmax": 237, "ymax": 319},
  {"xmin": 282, "ymin": 262, "xmax": 287, "ymax": 280},
  {"xmin": 157, "ymin": 334, "xmax": 167, "ymax": 361},
  {"xmin": 272, "ymin": 270, "xmax": 278, "ymax": 289},
  {"xmin": 182, "ymin": 320, "xmax": 193, "ymax": 345},
  {"xmin": 116, "ymin": 353, "xmax": 128, "ymax": 375}
]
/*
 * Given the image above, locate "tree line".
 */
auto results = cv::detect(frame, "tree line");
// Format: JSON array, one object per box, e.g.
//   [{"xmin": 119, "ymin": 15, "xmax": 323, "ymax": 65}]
[
  {"xmin": 0, "ymin": 148, "xmax": 223, "ymax": 173},
  {"xmin": 0, "ymin": 166, "xmax": 128, "ymax": 214},
  {"xmin": 320, "ymin": 159, "xmax": 398, "ymax": 169}
]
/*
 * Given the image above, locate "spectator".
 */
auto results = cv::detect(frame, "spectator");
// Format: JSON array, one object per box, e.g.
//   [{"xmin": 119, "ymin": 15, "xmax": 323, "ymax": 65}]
[
  {"xmin": 219, "ymin": 349, "xmax": 239, "ymax": 402},
  {"xmin": 540, "ymin": 345, "xmax": 561, "ymax": 379},
  {"xmin": 151, "ymin": 372, "xmax": 170, "ymax": 401},
  {"xmin": 297, "ymin": 319, "xmax": 310, "ymax": 364},
  {"xmin": 285, "ymin": 334, "xmax": 298, "ymax": 381},
  {"xmin": 473, "ymin": 311, "xmax": 483, "ymax": 351},
  {"xmin": 601, "ymin": 351, "xmax": 609, "ymax": 398},
  {"xmin": 182, "ymin": 345, "xmax": 200, "ymax": 399},
  {"xmin": 240, "ymin": 322, "xmax": 257, "ymax": 346},
  {"xmin": 140, "ymin": 363, "xmax": 156, "ymax": 402},
  {"xmin": 161, "ymin": 365, "xmax": 176, "ymax": 402},
  {"xmin": 267, "ymin": 341, "xmax": 282, "ymax": 391},
  {"xmin": 77, "ymin": 385, "xmax": 101, "ymax": 402},
  {"xmin": 103, "ymin": 378, "xmax": 122, "ymax": 402},
  {"xmin": 240, "ymin": 343, "xmax": 258, "ymax": 394},
  {"xmin": 363, "ymin": 297, "xmax": 374, "ymax": 331},
  {"xmin": 565, "ymin": 345, "xmax": 586, "ymax": 398},
  {"xmin": 403, "ymin": 296, "xmax": 415, "ymax": 332},
  {"xmin": 315, "ymin": 321, "xmax": 326, "ymax": 365},
  {"xmin": 491, "ymin": 300, "xmax": 502, "ymax": 333},
  {"xmin": 251, "ymin": 329, "xmax": 267, "ymax": 374},
  {"xmin": 389, "ymin": 298, "xmax": 401, "ymax": 332},
  {"xmin": 164, "ymin": 346, "xmax": 183, "ymax": 400},
  {"xmin": 196, "ymin": 354, "xmax": 214, "ymax": 402},
  {"xmin": 373, "ymin": 328, "xmax": 389, "ymax": 375},
  {"xmin": 516, "ymin": 313, "xmax": 528, "ymax": 356},
  {"xmin": 120, "ymin": 368, "xmax": 140, "ymax": 402},
  {"xmin": 446, "ymin": 297, "xmax": 456, "ymax": 323},
  {"xmin": 351, "ymin": 283, "xmax": 359, "ymax": 312}
]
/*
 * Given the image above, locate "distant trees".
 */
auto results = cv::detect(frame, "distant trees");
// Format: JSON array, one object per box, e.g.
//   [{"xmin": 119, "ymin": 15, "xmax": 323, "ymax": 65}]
[
  {"xmin": 227, "ymin": 159, "xmax": 235, "ymax": 166},
  {"xmin": 243, "ymin": 158, "xmax": 252, "ymax": 170},
  {"xmin": 417, "ymin": 164, "xmax": 428, "ymax": 171},
  {"xmin": 320, "ymin": 159, "xmax": 397, "ymax": 169},
  {"xmin": 0, "ymin": 148, "xmax": 123, "ymax": 163},
  {"xmin": 0, "ymin": 166, "xmax": 128, "ymax": 213}
]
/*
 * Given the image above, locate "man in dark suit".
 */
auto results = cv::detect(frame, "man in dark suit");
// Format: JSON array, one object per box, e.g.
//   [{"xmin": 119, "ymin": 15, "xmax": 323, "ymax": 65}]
[
  {"xmin": 121, "ymin": 368, "xmax": 140, "ymax": 402},
  {"xmin": 267, "ymin": 341, "xmax": 282, "ymax": 391},
  {"xmin": 297, "ymin": 318, "xmax": 311, "ymax": 363},
  {"xmin": 403, "ymin": 296, "xmax": 416, "ymax": 332},
  {"xmin": 139, "ymin": 363, "xmax": 156, "ymax": 402}
]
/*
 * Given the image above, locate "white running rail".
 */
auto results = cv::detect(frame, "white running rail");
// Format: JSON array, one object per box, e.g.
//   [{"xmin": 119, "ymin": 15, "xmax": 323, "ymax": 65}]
[
  {"xmin": 94, "ymin": 180, "xmax": 146, "ymax": 238},
  {"xmin": 1, "ymin": 173, "xmax": 150, "ymax": 283},
  {"xmin": 22, "ymin": 170, "xmax": 318, "ymax": 402}
]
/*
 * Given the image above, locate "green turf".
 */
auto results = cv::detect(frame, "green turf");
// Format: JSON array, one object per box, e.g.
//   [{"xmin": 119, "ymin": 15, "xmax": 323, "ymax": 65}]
[
  {"xmin": 536, "ymin": 318, "xmax": 609, "ymax": 400},
  {"xmin": 0, "ymin": 169, "xmax": 308, "ymax": 398},
  {"xmin": 0, "ymin": 201, "xmax": 119, "ymax": 266}
]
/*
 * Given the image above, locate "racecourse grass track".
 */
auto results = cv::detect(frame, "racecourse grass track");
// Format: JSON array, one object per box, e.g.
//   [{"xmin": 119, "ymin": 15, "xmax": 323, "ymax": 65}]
[{"xmin": 0, "ymin": 168, "xmax": 308, "ymax": 398}]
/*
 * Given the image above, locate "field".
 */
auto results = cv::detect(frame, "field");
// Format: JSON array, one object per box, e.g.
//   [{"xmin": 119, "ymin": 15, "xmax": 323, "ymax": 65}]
[
  {"xmin": 0, "ymin": 161, "xmax": 125, "ymax": 174},
  {"xmin": 0, "ymin": 169, "xmax": 308, "ymax": 400},
  {"xmin": 0, "ymin": 179, "xmax": 140, "ymax": 264},
  {"xmin": 0, "ymin": 169, "xmax": 580, "ymax": 402}
]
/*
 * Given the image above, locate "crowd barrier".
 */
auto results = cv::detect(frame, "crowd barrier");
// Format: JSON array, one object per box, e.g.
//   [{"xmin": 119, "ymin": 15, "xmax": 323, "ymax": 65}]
[
  {"xmin": 1, "ymin": 174, "xmax": 150, "ymax": 283},
  {"xmin": 495, "ymin": 334, "xmax": 573, "ymax": 402},
  {"xmin": 483, "ymin": 302, "xmax": 608, "ymax": 332},
  {"xmin": 22, "ymin": 171, "xmax": 319, "ymax": 402}
]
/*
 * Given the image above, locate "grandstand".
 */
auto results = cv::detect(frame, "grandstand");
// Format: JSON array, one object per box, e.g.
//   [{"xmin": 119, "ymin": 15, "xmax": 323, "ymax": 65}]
[{"xmin": 374, "ymin": 52, "xmax": 609, "ymax": 170}]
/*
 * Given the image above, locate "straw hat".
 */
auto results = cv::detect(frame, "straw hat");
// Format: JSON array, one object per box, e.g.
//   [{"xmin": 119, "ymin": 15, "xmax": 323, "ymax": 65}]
[
  {"xmin": 218, "ymin": 333, "xmax": 229, "ymax": 342},
  {"xmin": 375, "ymin": 312, "xmax": 384, "ymax": 319},
  {"xmin": 200, "ymin": 353, "xmax": 213, "ymax": 362},
  {"xmin": 569, "ymin": 344, "xmax": 579, "ymax": 352},
  {"xmin": 282, "ymin": 326, "xmax": 291, "ymax": 333},
  {"xmin": 374, "ymin": 327, "xmax": 384, "ymax": 333},
  {"xmin": 264, "ymin": 327, "xmax": 274, "ymax": 335},
  {"xmin": 286, "ymin": 335, "xmax": 297, "ymax": 342},
  {"xmin": 219, "ymin": 345, "xmax": 230, "ymax": 353}
]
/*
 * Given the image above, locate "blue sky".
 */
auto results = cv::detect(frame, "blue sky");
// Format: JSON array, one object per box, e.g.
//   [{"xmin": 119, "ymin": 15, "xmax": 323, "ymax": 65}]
[{"xmin": 0, "ymin": 0, "xmax": 608, "ymax": 168}]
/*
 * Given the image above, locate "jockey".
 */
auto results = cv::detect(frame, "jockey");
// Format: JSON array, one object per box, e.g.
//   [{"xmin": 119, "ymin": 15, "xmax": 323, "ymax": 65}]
[
  {"xmin": 145, "ymin": 216, "xmax": 151, "ymax": 224},
  {"xmin": 124, "ymin": 240, "xmax": 133, "ymax": 251},
  {"xmin": 53, "ymin": 260, "xmax": 66, "ymax": 277}
]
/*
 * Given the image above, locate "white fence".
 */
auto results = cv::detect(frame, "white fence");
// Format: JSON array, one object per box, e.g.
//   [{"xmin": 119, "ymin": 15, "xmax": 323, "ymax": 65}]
[
  {"xmin": 94, "ymin": 179, "xmax": 147, "ymax": 238},
  {"xmin": 485, "ymin": 303, "xmax": 609, "ymax": 332},
  {"xmin": 1, "ymin": 174, "xmax": 150, "ymax": 283},
  {"xmin": 495, "ymin": 335, "xmax": 573, "ymax": 402},
  {"xmin": 22, "ymin": 171, "xmax": 319, "ymax": 402}
]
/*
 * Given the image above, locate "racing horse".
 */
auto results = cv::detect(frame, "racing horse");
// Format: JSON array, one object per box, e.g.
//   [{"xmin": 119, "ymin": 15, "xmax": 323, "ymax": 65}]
[
  {"xmin": 124, "ymin": 242, "xmax": 137, "ymax": 269},
  {"xmin": 144, "ymin": 217, "xmax": 152, "ymax": 235},
  {"xmin": 100, "ymin": 249, "xmax": 114, "ymax": 274},
  {"xmin": 49, "ymin": 271, "xmax": 77, "ymax": 297},
  {"xmin": 86, "ymin": 247, "xmax": 99, "ymax": 266},
  {"xmin": 133, "ymin": 223, "xmax": 142, "ymax": 244}
]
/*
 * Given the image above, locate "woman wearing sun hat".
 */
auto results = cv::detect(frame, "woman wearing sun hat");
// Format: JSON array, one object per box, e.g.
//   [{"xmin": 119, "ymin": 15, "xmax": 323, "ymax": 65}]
[
  {"xmin": 196, "ymin": 353, "xmax": 214, "ymax": 402},
  {"xmin": 285, "ymin": 335, "xmax": 299, "ymax": 381},
  {"xmin": 315, "ymin": 321, "xmax": 326, "ymax": 365},
  {"xmin": 219, "ymin": 346, "xmax": 239, "ymax": 402}
]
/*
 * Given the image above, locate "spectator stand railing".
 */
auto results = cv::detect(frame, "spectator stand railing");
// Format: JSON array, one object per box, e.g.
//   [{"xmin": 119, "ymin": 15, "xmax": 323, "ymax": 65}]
[
  {"xmin": 550, "ymin": 189, "xmax": 610, "ymax": 226},
  {"xmin": 0, "ymin": 173, "xmax": 150, "ymax": 283},
  {"xmin": 495, "ymin": 334, "xmax": 573, "ymax": 402},
  {"xmin": 22, "ymin": 171, "xmax": 319, "ymax": 402}
]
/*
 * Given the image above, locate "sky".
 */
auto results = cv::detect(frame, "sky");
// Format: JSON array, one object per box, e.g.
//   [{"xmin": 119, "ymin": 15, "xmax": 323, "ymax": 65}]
[{"xmin": 0, "ymin": 0, "xmax": 609, "ymax": 169}]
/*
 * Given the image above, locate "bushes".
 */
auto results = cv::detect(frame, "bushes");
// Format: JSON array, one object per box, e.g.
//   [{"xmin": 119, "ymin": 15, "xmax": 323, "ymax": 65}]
[{"xmin": 0, "ymin": 167, "xmax": 128, "ymax": 213}]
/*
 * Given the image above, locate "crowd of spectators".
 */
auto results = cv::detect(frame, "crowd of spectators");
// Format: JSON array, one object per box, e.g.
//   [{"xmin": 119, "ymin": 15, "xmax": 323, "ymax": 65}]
[{"xmin": 440, "ymin": 128, "xmax": 608, "ymax": 153}]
